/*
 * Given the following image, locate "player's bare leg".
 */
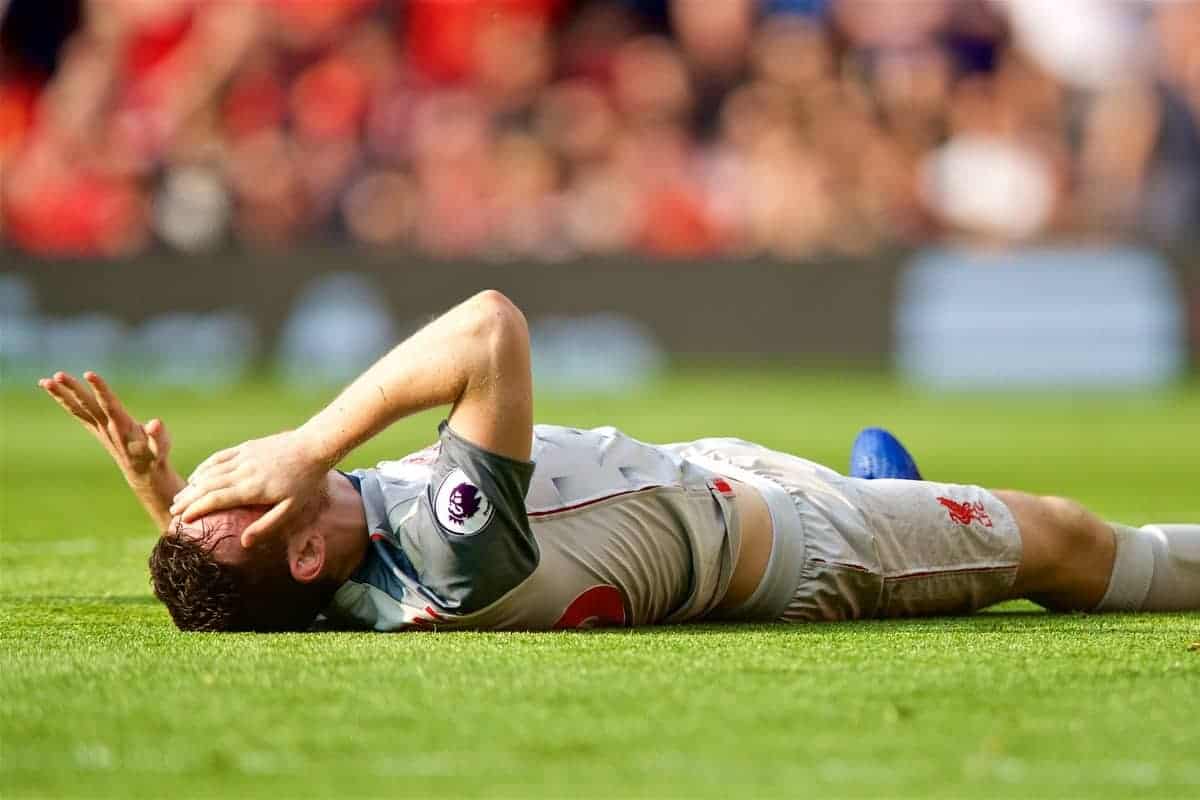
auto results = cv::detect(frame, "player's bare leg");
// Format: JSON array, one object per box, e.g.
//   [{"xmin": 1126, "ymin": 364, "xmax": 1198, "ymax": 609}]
[
  {"xmin": 997, "ymin": 492, "xmax": 1116, "ymax": 610},
  {"xmin": 998, "ymin": 491, "xmax": 1200, "ymax": 612}
]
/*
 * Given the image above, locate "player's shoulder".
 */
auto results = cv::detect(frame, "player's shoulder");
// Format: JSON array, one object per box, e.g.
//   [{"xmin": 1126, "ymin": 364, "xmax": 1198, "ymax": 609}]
[{"xmin": 532, "ymin": 422, "xmax": 634, "ymax": 444}]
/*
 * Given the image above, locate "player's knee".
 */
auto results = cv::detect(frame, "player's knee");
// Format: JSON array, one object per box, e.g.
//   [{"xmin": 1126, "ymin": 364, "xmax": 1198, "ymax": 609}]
[{"xmin": 1037, "ymin": 495, "xmax": 1105, "ymax": 563}]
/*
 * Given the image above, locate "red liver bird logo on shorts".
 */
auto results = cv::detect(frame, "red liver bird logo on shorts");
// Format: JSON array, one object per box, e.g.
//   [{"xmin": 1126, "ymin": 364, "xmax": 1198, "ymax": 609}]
[{"xmin": 937, "ymin": 497, "xmax": 993, "ymax": 528}]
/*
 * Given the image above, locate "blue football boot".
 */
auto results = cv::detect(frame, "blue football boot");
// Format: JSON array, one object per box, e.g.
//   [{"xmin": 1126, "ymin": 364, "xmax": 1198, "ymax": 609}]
[{"xmin": 849, "ymin": 427, "xmax": 922, "ymax": 480}]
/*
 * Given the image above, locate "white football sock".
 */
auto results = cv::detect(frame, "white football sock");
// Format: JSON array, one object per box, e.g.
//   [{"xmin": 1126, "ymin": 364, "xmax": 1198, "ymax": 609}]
[{"xmin": 1095, "ymin": 524, "xmax": 1200, "ymax": 612}]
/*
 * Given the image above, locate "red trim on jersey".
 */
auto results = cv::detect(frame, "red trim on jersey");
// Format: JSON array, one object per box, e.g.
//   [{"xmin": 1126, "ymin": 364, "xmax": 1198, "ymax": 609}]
[
  {"xmin": 527, "ymin": 485, "xmax": 664, "ymax": 518},
  {"xmin": 553, "ymin": 585, "xmax": 628, "ymax": 629}
]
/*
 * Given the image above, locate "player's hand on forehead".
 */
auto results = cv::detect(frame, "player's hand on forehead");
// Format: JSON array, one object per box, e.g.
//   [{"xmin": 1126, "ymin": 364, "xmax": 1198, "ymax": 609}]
[
  {"xmin": 170, "ymin": 429, "xmax": 331, "ymax": 549},
  {"xmin": 38, "ymin": 371, "xmax": 171, "ymax": 478}
]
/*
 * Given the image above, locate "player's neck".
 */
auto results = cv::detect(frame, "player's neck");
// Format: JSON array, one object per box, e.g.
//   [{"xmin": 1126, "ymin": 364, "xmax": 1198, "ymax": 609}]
[{"xmin": 316, "ymin": 472, "xmax": 370, "ymax": 584}]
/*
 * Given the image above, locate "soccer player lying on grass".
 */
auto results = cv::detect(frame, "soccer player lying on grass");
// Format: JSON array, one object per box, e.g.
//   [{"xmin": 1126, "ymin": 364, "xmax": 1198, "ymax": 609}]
[{"xmin": 40, "ymin": 291, "xmax": 1199, "ymax": 632}]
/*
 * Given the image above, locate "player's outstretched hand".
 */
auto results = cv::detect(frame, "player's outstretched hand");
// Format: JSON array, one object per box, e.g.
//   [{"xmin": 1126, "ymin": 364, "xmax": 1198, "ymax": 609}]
[
  {"xmin": 39, "ymin": 371, "xmax": 173, "ymax": 482},
  {"xmin": 39, "ymin": 371, "xmax": 183, "ymax": 529},
  {"xmin": 170, "ymin": 430, "xmax": 331, "ymax": 547}
]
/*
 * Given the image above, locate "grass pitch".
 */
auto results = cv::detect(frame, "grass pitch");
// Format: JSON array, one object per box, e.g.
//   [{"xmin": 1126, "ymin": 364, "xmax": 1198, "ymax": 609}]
[{"xmin": 2, "ymin": 370, "xmax": 1198, "ymax": 799}]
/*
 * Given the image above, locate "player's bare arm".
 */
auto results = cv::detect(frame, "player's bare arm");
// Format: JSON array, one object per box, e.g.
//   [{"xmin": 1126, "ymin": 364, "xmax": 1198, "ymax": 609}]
[
  {"xmin": 38, "ymin": 371, "xmax": 184, "ymax": 530},
  {"xmin": 171, "ymin": 289, "xmax": 533, "ymax": 545}
]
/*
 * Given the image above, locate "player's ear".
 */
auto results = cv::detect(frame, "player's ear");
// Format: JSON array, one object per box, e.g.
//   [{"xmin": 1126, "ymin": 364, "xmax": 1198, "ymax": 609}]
[{"xmin": 288, "ymin": 530, "xmax": 326, "ymax": 584}]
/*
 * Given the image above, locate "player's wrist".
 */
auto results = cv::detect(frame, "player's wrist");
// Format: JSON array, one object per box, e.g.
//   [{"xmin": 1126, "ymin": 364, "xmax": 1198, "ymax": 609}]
[
  {"xmin": 139, "ymin": 460, "xmax": 181, "ymax": 487},
  {"xmin": 128, "ymin": 464, "xmax": 184, "ymax": 518},
  {"xmin": 295, "ymin": 420, "xmax": 344, "ymax": 471}
]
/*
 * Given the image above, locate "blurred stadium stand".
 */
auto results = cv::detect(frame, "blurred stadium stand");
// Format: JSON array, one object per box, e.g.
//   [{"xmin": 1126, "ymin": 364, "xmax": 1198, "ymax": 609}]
[
  {"xmin": 2, "ymin": 0, "xmax": 1199, "ymax": 259},
  {"xmin": 896, "ymin": 247, "xmax": 1188, "ymax": 388}
]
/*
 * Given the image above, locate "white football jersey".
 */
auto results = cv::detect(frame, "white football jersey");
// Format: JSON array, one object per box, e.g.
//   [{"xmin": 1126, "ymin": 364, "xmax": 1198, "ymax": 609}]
[{"xmin": 326, "ymin": 423, "xmax": 742, "ymax": 631}]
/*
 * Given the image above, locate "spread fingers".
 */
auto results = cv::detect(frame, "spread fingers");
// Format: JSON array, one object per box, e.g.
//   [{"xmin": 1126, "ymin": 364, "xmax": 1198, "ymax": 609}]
[{"xmin": 40, "ymin": 376, "xmax": 100, "ymax": 427}]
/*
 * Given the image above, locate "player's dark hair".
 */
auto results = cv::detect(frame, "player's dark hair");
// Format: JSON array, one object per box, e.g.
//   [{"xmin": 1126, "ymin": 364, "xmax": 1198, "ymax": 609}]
[{"xmin": 148, "ymin": 520, "xmax": 337, "ymax": 632}]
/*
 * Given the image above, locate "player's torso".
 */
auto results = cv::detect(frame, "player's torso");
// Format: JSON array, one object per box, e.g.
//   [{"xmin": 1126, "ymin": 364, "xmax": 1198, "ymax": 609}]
[{"xmin": 328, "ymin": 425, "xmax": 737, "ymax": 631}]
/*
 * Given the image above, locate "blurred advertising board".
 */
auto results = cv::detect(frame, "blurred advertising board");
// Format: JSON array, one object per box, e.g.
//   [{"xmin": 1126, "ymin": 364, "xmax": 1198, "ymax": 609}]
[
  {"xmin": 2, "ymin": 247, "xmax": 1196, "ymax": 387},
  {"xmin": 896, "ymin": 247, "xmax": 1188, "ymax": 389}
]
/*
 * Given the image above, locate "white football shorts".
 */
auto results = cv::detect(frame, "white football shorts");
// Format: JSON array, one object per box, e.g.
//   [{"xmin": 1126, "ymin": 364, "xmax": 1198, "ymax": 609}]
[{"xmin": 673, "ymin": 438, "xmax": 1023, "ymax": 622}]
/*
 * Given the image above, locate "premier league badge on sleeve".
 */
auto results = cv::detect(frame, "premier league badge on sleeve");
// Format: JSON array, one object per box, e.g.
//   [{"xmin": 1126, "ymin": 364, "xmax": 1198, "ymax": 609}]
[{"xmin": 434, "ymin": 468, "xmax": 496, "ymax": 535}]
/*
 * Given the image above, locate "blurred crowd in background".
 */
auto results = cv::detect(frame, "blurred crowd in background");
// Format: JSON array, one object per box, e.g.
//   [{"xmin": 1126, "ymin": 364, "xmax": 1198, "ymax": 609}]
[{"xmin": 3, "ymin": 0, "xmax": 1200, "ymax": 261}]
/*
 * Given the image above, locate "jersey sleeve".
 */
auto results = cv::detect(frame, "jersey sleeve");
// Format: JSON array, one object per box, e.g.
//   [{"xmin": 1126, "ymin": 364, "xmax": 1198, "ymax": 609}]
[{"xmin": 409, "ymin": 421, "xmax": 538, "ymax": 614}]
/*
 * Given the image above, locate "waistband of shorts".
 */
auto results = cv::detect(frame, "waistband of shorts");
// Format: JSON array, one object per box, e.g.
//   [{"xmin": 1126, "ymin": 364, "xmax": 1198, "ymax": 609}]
[{"xmin": 688, "ymin": 456, "xmax": 806, "ymax": 622}]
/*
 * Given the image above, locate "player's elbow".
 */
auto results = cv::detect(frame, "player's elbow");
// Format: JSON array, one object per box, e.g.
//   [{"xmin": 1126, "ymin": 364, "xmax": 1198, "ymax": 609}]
[
  {"xmin": 466, "ymin": 290, "xmax": 530, "ymax": 368},
  {"xmin": 470, "ymin": 290, "xmax": 524, "ymax": 326}
]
